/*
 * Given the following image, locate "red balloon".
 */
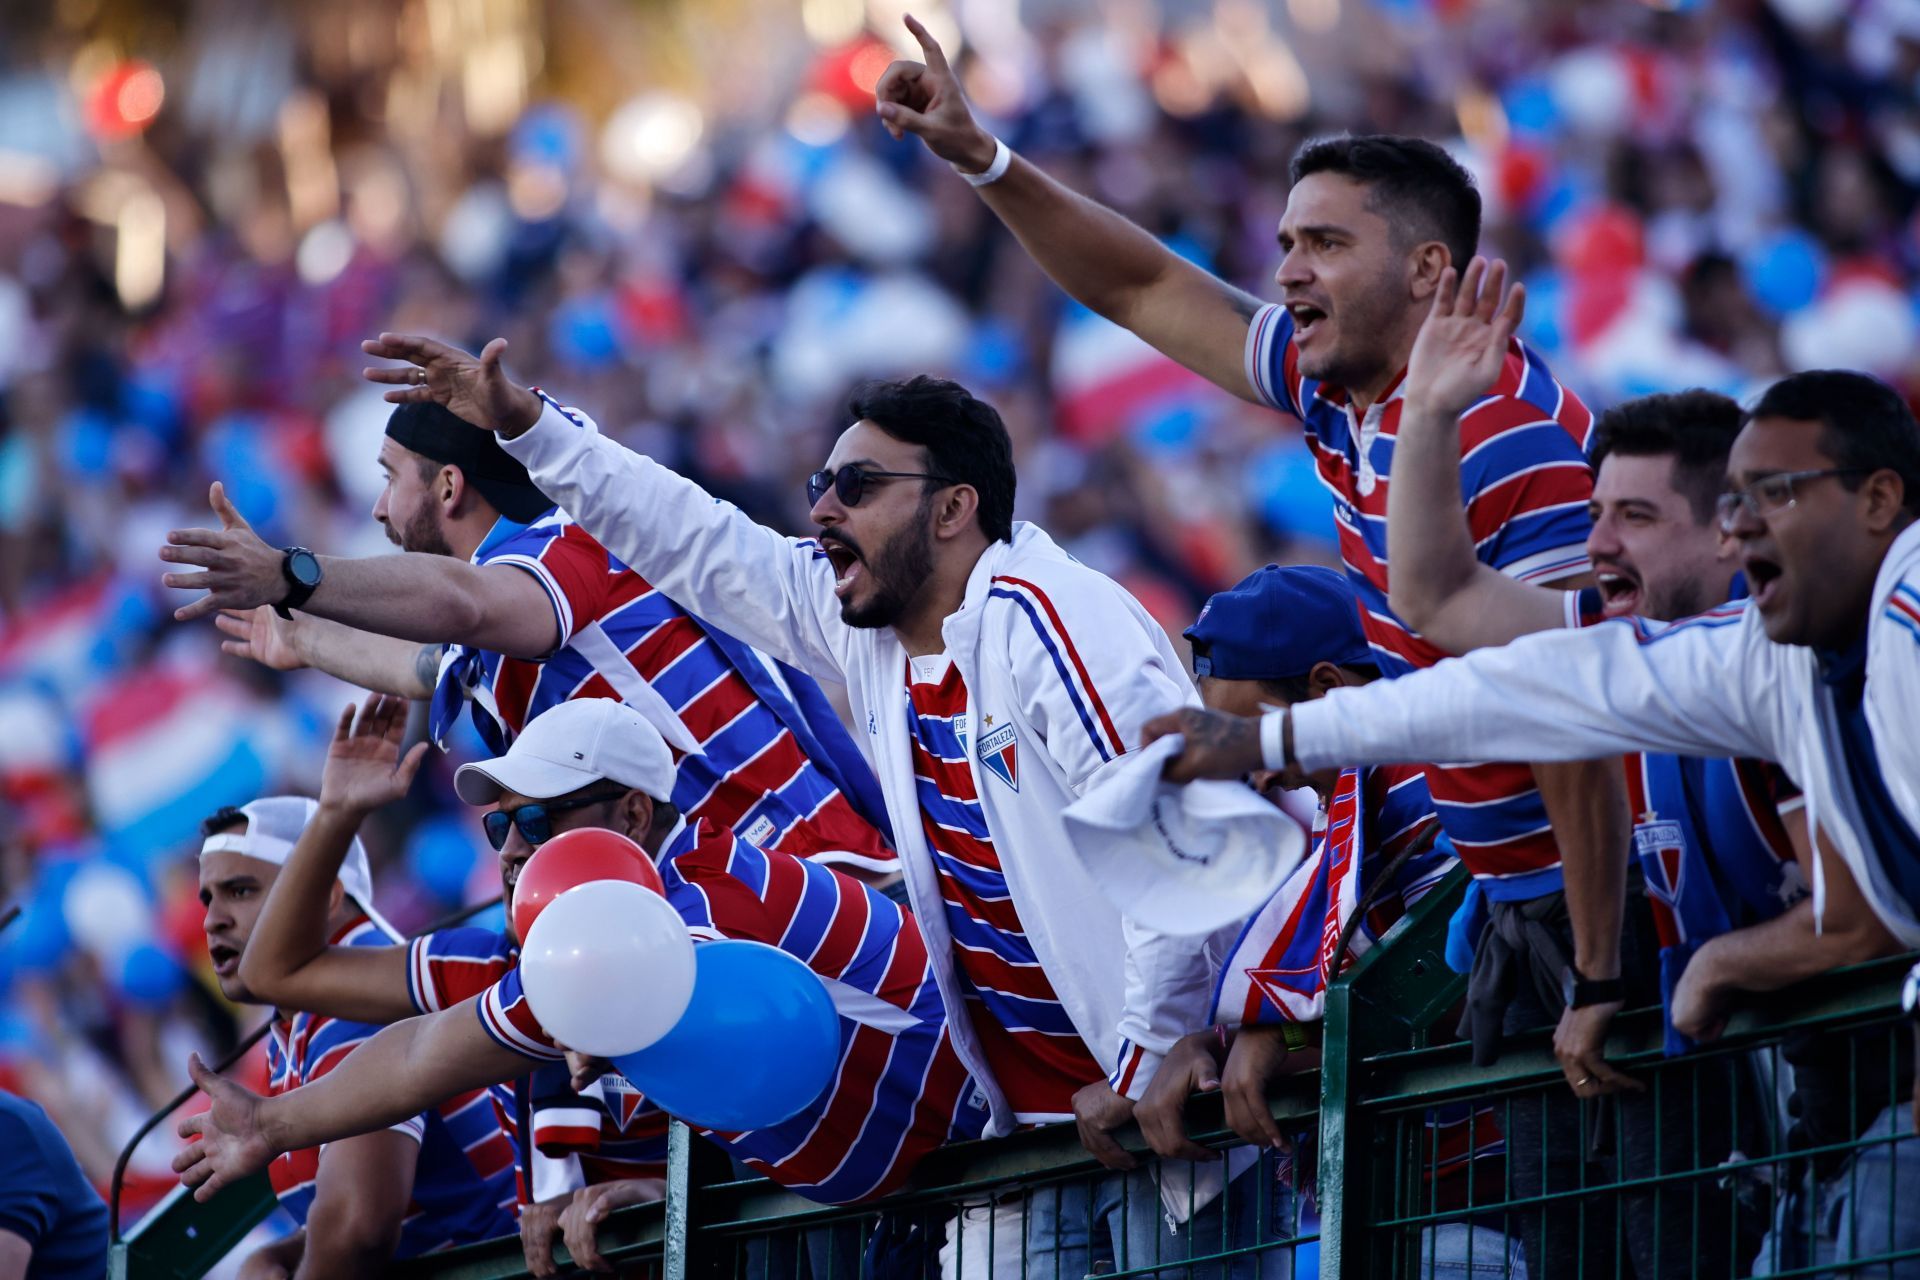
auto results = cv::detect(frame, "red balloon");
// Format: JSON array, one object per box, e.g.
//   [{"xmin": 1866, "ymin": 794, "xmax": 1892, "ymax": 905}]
[{"xmin": 510, "ymin": 828, "xmax": 665, "ymax": 942}]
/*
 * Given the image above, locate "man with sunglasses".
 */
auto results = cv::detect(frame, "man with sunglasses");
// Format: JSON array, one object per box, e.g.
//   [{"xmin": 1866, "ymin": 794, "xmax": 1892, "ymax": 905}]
[
  {"xmin": 355, "ymin": 335, "xmax": 1237, "ymax": 1269},
  {"xmin": 224, "ymin": 693, "xmax": 986, "ymax": 1276},
  {"xmin": 161, "ymin": 399, "xmax": 897, "ymax": 886}
]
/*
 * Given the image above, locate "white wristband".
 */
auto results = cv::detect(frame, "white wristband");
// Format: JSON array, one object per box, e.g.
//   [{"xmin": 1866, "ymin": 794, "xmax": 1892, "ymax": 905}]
[
  {"xmin": 955, "ymin": 137, "xmax": 1012, "ymax": 188},
  {"xmin": 1260, "ymin": 710, "xmax": 1290, "ymax": 772}
]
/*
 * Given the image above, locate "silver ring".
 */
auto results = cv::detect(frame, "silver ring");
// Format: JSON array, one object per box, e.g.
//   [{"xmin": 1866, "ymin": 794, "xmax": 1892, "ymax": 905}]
[
  {"xmin": 413, "ymin": 368, "xmax": 427, "ymax": 385},
  {"xmin": 1575, "ymin": 1075, "xmax": 1595, "ymax": 1088}
]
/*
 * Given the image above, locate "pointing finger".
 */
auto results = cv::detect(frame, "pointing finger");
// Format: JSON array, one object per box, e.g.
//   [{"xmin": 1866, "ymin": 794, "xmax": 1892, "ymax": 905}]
[
  {"xmin": 209, "ymin": 481, "xmax": 247, "ymax": 531},
  {"xmin": 903, "ymin": 14, "xmax": 952, "ymax": 73}
]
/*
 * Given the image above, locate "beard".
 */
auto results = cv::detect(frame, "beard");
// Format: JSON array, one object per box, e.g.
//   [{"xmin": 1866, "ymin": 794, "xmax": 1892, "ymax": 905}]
[
  {"xmin": 1643, "ymin": 575, "xmax": 1712, "ymax": 624},
  {"xmin": 1294, "ymin": 268, "xmax": 1409, "ymax": 391},
  {"xmin": 836, "ymin": 507, "xmax": 935, "ymax": 630},
  {"xmin": 387, "ymin": 506, "xmax": 456, "ymax": 557}
]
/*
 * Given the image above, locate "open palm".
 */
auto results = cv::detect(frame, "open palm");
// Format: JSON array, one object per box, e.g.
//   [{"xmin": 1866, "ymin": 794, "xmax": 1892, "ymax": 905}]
[
  {"xmin": 321, "ymin": 694, "xmax": 430, "ymax": 814},
  {"xmin": 175, "ymin": 1054, "xmax": 273, "ymax": 1202},
  {"xmin": 215, "ymin": 606, "xmax": 305, "ymax": 672},
  {"xmin": 1404, "ymin": 257, "xmax": 1526, "ymax": 422},
  {"xmin": 361, "ymin": 333, "xmax": 542, "ymax": 436}
]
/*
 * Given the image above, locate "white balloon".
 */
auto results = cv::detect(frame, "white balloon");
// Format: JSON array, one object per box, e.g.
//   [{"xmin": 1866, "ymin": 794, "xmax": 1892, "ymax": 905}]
[
  {"xmin": 517, "ymin": 880, "xmax": 695, "ymax": 1057},
  {"xmin": 64, "ymin": 861, "xmax": 152, "ymax": 964}
]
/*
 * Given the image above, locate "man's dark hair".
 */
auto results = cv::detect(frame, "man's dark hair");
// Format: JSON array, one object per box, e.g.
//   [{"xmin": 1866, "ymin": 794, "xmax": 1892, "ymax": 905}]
[
  {"xmin": 1290, "ymin": 135, "xmax": 1481, "ymax": 270},
  {"xmin": 1255, "ymin": 662, "xmax": 1381, "ymax": 705},
  {"xmin": 1749, "ymin": 371, "xmax": 1920, "ymax": 518},
  {"xmin": 201, "ymin": 806, "xmax": 247, "ymax": 838},
  {"xmin": 846, "ymin": 376, "xmax": 1016, "ymax": 543},
  {"xmin": 1589, "ymin": 390, "xmax": 1746, "ymax": 525}
]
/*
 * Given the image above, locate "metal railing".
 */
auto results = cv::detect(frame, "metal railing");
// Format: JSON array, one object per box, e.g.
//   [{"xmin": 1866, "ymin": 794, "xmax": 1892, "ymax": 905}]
[{"xmin": 112, "ymin": 873, "xmax": 1920, "ymax": 1278}]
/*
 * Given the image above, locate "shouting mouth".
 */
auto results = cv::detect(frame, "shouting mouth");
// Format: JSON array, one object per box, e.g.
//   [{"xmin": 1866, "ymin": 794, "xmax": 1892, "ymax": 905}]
[
  {"xmin": 1744, "ymin": 553, "xmax": 1783, "ymax": 611},
  {"xmin": 1594, "ymin": 567, "xmax": 1642, "ymax": 618},
  {"xmin": 208, "ymin": 942, "xmax": 241, "ymax": 977},
  {"xmin": 822, "ymin": 540, "xmax": 864, "ymax": 600},
  {"xmin": 1288, "ymin": 302, "xmax": 1329, "ymax": 344}
]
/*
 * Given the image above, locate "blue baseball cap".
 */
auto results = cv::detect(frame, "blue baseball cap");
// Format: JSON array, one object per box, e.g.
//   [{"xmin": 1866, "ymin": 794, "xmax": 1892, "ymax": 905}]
[{"xmin": 1184, "ymin": 565, "xmax": 1374, "ymax": 681}]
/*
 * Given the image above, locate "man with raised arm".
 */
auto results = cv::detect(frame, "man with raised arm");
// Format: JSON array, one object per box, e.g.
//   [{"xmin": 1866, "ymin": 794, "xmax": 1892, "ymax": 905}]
[
  {"xmin": 195, "ymin": 785, "xmax": 517, "ymax": 1277},
  {"xmin": 160, "ymin": 400, "xmax": 896, "ymax": 883},
  {"xmin": 182, "ymin": 694, "xmax": 987, "ymax": 1277},
  {"xmin": 351, "ymin": 339, "xmax": 1241, "ymax": 1270},
  {"xmin": 873, "ymin": 18, "xmax": 1632, "ymax": 1090},
  {"xmin": 1147, "ymin": 365, "xmax": 1920, "ymax": 1264}
]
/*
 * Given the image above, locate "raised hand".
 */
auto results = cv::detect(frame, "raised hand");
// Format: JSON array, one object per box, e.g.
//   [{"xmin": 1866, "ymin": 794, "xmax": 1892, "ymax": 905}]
[
  {"xmin": 320, "ymin": 694, "xmax": 430, "ymax": 816},
  {"xmin": 360, "ymin": 333, "xmax": 543, "ymax": 437},
  {"xmin": 174, "ymin": 1053, "xmax": 275, "ymax": 1202},
  {"xmin": 161, "ymin": 483, "xmax": 288, "ymax": 622},
  {"xmin": 1141, "ymin": 707, "xmax": 1266, "ymax": 784},
  {"xmin": 215, "ymin": 606, "xmax": 307, "ymax": 672},
  {"xmin": 873, "ymin": 15, "xmax": 999, "ymax": 173},
  {"xmin": 1402, "ymin": 257, "xmax": 1526, "ymax": 424}
]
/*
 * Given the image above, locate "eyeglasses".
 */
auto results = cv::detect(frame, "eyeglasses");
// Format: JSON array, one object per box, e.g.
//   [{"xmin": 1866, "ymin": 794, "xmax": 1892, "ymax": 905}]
[
  {"xmin": 483, "ymin": 788, "xmax": 627, "ymax": 851},
  {"xmin": 806, "ymin": 464, "xmax": 958, "ymax": 508},
  {"xmin": 1716, "ymin": 468, "xmax": 1871, "ymax": 532}
]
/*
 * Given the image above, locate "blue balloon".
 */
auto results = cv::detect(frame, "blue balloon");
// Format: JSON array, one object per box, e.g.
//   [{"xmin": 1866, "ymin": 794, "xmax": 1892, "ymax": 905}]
[
  {"xmin": 1741, "ymin": 231, "xmax": 1826, "ymax": 316},
  {"xmin": 614, "ymin": 940, "xmax": 840, "ymax": 1133},
  {"xmin": 120, "ymin": 942, "xmax": 185, "ymax": 1008}
]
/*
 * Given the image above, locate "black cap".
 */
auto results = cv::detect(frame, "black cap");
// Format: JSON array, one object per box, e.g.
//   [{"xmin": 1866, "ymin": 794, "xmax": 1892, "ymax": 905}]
[{"xmin": 384, "ymin": 401, "xmax": 554, "ymax": 523}]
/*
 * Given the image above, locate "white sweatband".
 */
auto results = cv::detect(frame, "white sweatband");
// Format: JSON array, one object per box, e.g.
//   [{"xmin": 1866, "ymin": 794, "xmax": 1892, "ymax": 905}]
[
  {"xmin": 955, "ymin": 137, "xmax": 1012, "ymax": 188},
  {"xmin": 1260, "ymin": 710, "xmax": 1290, "ymax": 772}
]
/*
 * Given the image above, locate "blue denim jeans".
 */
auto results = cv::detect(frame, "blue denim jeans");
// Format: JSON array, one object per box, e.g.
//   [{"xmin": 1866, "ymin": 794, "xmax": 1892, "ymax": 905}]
[{"xmin": 1753, "ymin": 1104, "xmax": 1920, "ymax": 1278}]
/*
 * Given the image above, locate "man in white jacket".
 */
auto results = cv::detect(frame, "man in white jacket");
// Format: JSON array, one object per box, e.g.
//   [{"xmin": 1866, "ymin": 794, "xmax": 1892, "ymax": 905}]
[
  {"xmin": 1149, "ymin": 368, "xmax": 1920, "ymax": 1142},
  {"xmin": 358, "ymin": 333, "xmax": 1253, "ymax": 1272}
]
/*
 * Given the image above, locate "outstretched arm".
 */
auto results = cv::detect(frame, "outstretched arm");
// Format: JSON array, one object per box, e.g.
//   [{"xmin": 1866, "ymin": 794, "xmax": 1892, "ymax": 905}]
[
  {"xmin": 238, "ymin": 696, "xmax": 426, "ymax": 1023},
  {"xmin": 162, "ymin": 484, "xmax": 560, "ymax": 658},
  {"xmin": 875, "ymin": 17, "xmax": 1265, "ymax": 401},
  {"xmin": 1387, "ymin": 260, "xmax": 1568, "ymax": 651},
  {"xmin": 215, "ymin": 606, "xmax": 439, "ymax": 699},
  {"xmin": 360, "ymin": 333, "xmax": 850, "ymax": 680},
  {"xmin": 174, "ymin": 1002, "xmax": 527, "ymax": 1202}
]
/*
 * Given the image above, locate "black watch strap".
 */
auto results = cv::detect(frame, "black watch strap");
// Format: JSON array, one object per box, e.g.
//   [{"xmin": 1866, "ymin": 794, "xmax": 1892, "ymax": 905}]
[{"xmin": 1563, "ymin": 965, "xmax": 1625, "ymax": 1010}]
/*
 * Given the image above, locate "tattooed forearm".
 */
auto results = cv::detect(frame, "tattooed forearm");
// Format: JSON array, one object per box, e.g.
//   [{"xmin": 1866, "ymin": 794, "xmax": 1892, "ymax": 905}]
[{"xmin": 413, "ymin": 644, "xmax": 444, "ymax": 696}]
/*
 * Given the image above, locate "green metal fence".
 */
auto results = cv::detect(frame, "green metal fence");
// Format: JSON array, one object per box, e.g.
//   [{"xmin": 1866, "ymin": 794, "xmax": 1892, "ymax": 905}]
[{"xmin": 111, "ymin": 870, "xmax": 1919, "ymax": 1278}]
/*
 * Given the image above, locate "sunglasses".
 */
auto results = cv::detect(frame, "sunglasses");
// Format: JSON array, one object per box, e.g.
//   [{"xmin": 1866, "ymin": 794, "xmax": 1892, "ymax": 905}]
[
  {"xmin": 806, "ymin": 464, "xmax": 958, "ymax": 508},
  {"xmin": 483, "ymin": 788, "xmax": 627, "ymax": 852}
]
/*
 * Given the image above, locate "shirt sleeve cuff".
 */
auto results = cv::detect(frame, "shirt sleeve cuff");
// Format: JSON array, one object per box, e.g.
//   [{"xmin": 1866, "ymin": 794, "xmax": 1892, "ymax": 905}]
[
  {"xmin": 1109, "ymin": 1042, "xmax": 1163, "ymax": 1101},
  {"xmin": 498, "ymin": 395, "xmax": 590, "ymax": 471},
  {"xmin": 1260, "ymin": 710, "xmax": 1289, "ymax": 772}
]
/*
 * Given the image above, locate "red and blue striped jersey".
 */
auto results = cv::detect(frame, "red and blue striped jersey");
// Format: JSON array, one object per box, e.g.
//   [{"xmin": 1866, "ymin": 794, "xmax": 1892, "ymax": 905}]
[
  {"xmin": 429, "ymin": 511, "xmax": 895, "ymax": 876},
  {"xmin": 903, "ymin": 654, "xmax": 1105, "ymax": 1122},
  {"xmin": 460, "ymin": 821, "xmax": 987, "ymax": 1204},
  {"xmin": 1214, "ymin": 764, "xmax": 1451, "ymax": 1027},
  {"xmin": 1247, "ymin": 306, "xmax": 1595, "ymax": 898},
  {"xmin": 268, "ymin": 917, "xmax": 517, "ymax": 1253}
]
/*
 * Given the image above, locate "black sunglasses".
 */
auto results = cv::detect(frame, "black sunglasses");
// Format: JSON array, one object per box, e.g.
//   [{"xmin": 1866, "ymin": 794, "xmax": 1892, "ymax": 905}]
[
  {"xmin": 483, "ymin": 788, "xmax": 627, "ymax": 852},
  {"xmin": 806, "ymin": 464, "xmax": 959, "ymax": 508}
]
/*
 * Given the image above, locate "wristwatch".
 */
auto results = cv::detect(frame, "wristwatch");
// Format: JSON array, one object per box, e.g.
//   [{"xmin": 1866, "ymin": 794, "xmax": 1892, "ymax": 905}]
[
  {"xmin": 1561, "ymin": 964, "xmax": 1626, "ymax": 1010},
  {"xmin": 1902, "ymin": 960, "xmax": 1920, "ymax": 1022},
  {"xmin": 275, "ymin": 547, "xmax": 323, "ymax": 618}
]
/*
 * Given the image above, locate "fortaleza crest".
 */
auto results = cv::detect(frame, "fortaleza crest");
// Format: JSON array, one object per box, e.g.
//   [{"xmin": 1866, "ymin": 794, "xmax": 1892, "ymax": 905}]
[{"xmin": 977, "ymin": 721, "xmax": 1019, "ymax": 792}]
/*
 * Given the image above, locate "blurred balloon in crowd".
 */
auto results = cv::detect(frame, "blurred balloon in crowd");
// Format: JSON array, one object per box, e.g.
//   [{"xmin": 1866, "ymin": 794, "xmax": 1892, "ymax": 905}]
[
  {"xmin": 1782, "ymin": 280, "xmax": 1919, "ymax": 377},
  {"xmin": 1740, "ymin": 230, "xmax": 1827, "ymax": 316},
  {"xmin": 508, "ymin": 827, "xmax": 665, "ymax": 943},
  {"xmin": 518, "ymin": 880, "xmax": 693, "ymax": 1057},
  {"xmin": 1548, "ymin": 48, "xmax": 1631, "ymax": 137},
  {"xmin": 8, "ymin": 889, "xmax": 67, "ymax": 975},
  {"xmin": 614, "ymin": 940, "xmax": 839, "ymax": 1132},
  {"xmin": 548, "ymin": 294, "xmax": 625, "ymax": 372},
  {"xmin": 63, "ymin": 859, "xmax": 152, "ymax": 965},
  {"xmin": 406, "ymin": 817, "xmax": 478, "ymax": 906},
  {"xmin": 119, "ymin": 942, "xmax": 186, "ymax": 1008}
]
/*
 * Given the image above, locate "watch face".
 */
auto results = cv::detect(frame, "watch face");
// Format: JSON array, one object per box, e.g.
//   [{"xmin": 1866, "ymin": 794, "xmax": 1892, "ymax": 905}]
[{"xmin": 289, "ymin": 549, "xmax": 323, "ymax": 588}]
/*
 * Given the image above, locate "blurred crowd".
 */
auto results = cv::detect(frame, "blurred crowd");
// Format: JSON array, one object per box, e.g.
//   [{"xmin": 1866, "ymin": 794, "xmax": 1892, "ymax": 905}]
[{"xmin": 0, "ymin": 0, "xmax": 1914, "ymax": 1242}]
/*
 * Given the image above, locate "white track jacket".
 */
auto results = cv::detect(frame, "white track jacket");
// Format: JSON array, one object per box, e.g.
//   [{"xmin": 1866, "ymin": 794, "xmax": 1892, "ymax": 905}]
[
  {"xmin": 502, "ymin": 397, "xmax": 1222, "ymax": 1137},
  {"xmin": 1289, "ymin": 521, "xmax": 1920, "ymax": 945}
]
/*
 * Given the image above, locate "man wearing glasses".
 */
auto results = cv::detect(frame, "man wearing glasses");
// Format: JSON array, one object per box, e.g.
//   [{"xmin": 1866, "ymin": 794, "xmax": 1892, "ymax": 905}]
[
  {"xmin": 354, "ymin": 335, "xmax": 1235, "ymax": 1272},
  {"xmin": 1151, "ymin": 367, "xmax": 1920, "ymax": 1270},
  {"xmin": 222, "ymin": 693, "xmax": 986, "ymax": 1276}
]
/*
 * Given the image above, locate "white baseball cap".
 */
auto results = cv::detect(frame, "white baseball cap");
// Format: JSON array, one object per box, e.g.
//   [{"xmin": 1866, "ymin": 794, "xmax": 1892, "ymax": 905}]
[
  {"xmin": 199, "ymin": 795, "xmax": 397, "ymax": 939},
  {"xmin": 1061, "ymin": 733, "xmax": 1312, "ymax": 937},
  {"xmin": 454, "ymin": 697, "xmax": 692, "ymax": 807}
]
